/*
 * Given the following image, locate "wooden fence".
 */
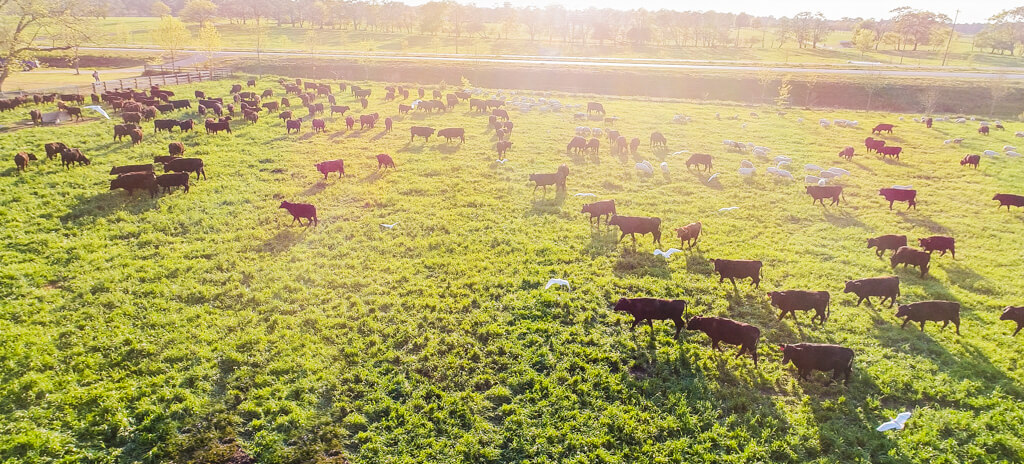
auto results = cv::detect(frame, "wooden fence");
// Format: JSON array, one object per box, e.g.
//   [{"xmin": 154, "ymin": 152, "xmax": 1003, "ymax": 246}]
[{"xmin": 92, "ymin": 68, "xmax": 232, "ymax": 93}]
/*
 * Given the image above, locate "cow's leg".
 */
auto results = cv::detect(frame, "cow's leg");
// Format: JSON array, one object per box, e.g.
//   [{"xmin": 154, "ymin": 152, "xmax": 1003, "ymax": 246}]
[
  {"xmin": 954, "ymin": 320, "xmax": 960, "ymax": 335},
  {"xmin": 889, "ymin": 200, "xmax": 894, "ymax": 210},
  {"xmin": 672, "ymin": 317, "xmax": 683, "ymax": 339},
  {"xmin": 900, "ymin": 318, "xmax": 910, "ymax": 329},
  {"xmin": 778, "ymin": 310, "xmax": 786, "ymax": 321},
  {"xmin": 630, "ymin": 318, "xmax": 640, "ymax": 331},
  {"xmin": 617, "ymin": 232, "xmax": 626, "ymax": 243},
  {"xmin": 919, "ymin": 321, "xmax": 926, "ymax": 331}
]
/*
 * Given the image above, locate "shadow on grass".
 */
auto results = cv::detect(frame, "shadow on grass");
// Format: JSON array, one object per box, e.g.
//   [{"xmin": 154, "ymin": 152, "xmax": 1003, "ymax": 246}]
[
  {"xmin": 823, "ymin": 209, "xmax": 868, "ymax": 229},
  {"xmin": 435, "ymin": 143, "xmax": 462, "ymax": 155},
  {"xmin": 61, "ymin": 191, "xmax": 159, "ymax": 224},
  {"xmin": 257, "ymin": 227, "xmax": 309, "ymax": 253},
  {"xmin": 612, "ymin": 247, "xmax": 670, "ymax": 279},
  {"xmin": 896, "ymin": 212, "xmax": 949, "ymax": 234}
]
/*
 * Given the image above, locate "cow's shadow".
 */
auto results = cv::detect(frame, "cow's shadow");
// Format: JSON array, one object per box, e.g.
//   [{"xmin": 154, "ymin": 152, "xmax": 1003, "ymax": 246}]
[
  {"xmin": 61, "ymin": 191, "xmax": 159, "ymax": 224},
  {"xmin": 256, "ymin": 227, "xmax": 307, "ymax": 253},
  {"xmin": 613, "ymin": 248, "xmax": 669, "ymax": 279},
  {"xmin": 361, "ymin": 170, "xmax": 386, "ymax": 184},
  {"xmin": 302, "ymin": 181, "xmax": 330, "ymax": 196},
  {"xmin": 435, "ymin": 143, "xmax": 462, "ymax": 154},
  {"xmin": 398, "ymin": 143, "xmax": 426, "ymax": 154},
  {"xmin": 370, "ymin": 130, "xmax": 389, "ymax": 141},
  {"xmin": 823, "ymin": 210, "xmax": 867, "ymax": 229},
  {"xmin": 896, "ymin": 212, "xmax": 949, "ymax": 234}
]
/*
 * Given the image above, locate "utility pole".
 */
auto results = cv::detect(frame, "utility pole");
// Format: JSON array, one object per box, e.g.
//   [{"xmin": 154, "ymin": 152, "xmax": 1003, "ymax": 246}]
[{"xmin": 942, "ymin": 9, "xmax": 959, "ymax": 67}]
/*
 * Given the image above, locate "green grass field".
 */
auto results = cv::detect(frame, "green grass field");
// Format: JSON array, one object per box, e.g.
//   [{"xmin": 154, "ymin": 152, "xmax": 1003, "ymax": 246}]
[
  {"xmin": 2, "ymin": 76, "xmax": 1024, "ymax": 463},
  {"xmin": 66, "ymin": 17, "xmax": 1024, "ymax": 69}
]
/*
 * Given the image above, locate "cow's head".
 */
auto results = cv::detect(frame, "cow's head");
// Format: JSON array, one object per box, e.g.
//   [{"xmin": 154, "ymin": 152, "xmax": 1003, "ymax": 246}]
[
  {"xmin": 895, "ymin": 305, "xmax": 911, "ymax": 318},
  {"xmin": 612, "ymin": 298, "xmax": 631, "ymax": 313},
  {"xmin": 766, "ymin": 291, "xmax": 780, "ymax": 303},
  {"xmin": 685, "ymin": 316, "xmax": 705, "ymax": 331},
  {"xmin": 867, "ymin": 238, "xmax": 877, "ymax": 248},
  {"xmin": 779, "ymin": 344, "xmax": 796, "ymax": 364},
  {"xmin": 843, "ymin": 280, "xmax": 858, "ymax": 293},
  {"xmin": 1001, "ymin": 306, "xmax": 1021, "ymax": 321}
]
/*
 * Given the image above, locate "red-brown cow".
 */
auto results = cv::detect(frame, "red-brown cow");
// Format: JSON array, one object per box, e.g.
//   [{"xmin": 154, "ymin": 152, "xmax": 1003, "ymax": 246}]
[
  {"xmin": 613, "ymin": 297, "xmax": 686, "ymax": 339},
  {"xmin": 768, "ymin": 290, "xmax": 830, "ymax": 325},
  {"xmin": 918, "ymin": 236, "xmax": 955, "ymax": 258},
  {"xmin": 711, "ymin": 259, "xmax": 762, "ymax": 288},
  {"xmin": 279, "ymin": 201, "xmax": 318, "ymax": 226},
  {"xmin": 315, "ymin": 159, "xmax": 345, "ymax": 179},
  {"xmin": 687, "ymin": 316, "xmax": 760, "ymax": 366},
  {"xmin": 675, "ymin": 222, "xmax": 701, "ymax": 248},
  {"xmin": 581, "ymin": 200, "xmax": 616, "ymax": 226},
  {"xmin": 896, "ymin": 301, "xmax": 961, "ymax": 334},
  {"xmin": 890, "ymin": 246, "xmax": 930, "ymax": 277},
  {"xmin": 1000, "ymin": 306, "xmax": 1024, "ymax": 336},
  {"xmin": 780, "ymin": 343, "xmax": 854, "ymax": 385},
  {"xmin": 867, "ymin": 234, "xmax": 907, "ymax": 257},
  {"xmin": 609, "ymin": 215, "xmax": 661, "ymax": 246}
]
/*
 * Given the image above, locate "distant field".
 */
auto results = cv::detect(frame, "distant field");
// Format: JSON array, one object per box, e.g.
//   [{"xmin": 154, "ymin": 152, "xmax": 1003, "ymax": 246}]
[
  {"xmin": 2, "ymin": 77, "xmax": 1024, "ymax": 463},
  {"xmin": 1, "ymin": 69, "xmax": 142, "ymax": 92},
  {"xmin": 62, "ymin": 17, "xmax": 1024, "ymax": 69}
]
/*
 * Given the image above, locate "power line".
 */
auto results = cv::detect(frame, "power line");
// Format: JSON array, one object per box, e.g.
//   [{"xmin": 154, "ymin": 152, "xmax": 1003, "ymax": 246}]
[{"xmin": 942, "ymin": 9, "xmax": 959, "ymax": 67}]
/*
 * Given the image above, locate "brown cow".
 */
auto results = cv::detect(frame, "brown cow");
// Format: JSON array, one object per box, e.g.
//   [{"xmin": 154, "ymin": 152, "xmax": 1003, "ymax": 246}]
[
  {"xmin": 686, "ymin": 153, "xmax": 713, "ymax": 172},
  {"xmin": 979, "ymin": 126, "xmax": 990, "ymax": 135},
  {"xmin": 844, "ymin": 276, "xmax": 899, "ymax": 307},
  {"xmin": 14, "ymin": 152, "xmax": 37, "ymax": 171},
  {"xmin": 384, "ymin": 117, "xmax": 392, "ymax": 133},
  {"xmin": 890, "ymin": 246, "xmax": 930, "ymax": 277},
  {"xmin": 315, "ymin": 159, "xmax": 344, "ymax": 179},
  {"xmin": 44, "ymin": 142, "xmax": 68, "ymax": 160},
  {"xmin": 410, "ymin": 126, "xmax": 435, "ymax": 142},
  {"xmin": 650, "ymin": 132, "xmax": 667, "ymax": 147},
  {"xmin": 768, "ymin": 290, "xmax": 830, "ymax": 324},
  {"xmin": 156, "ymin": 172, "xmax": 189, "ymax": 193},
  {"xmin": 376, "ymin": 154, "xmax": 395, "ymax": 170},
  {"xmin": 838, "ymin": 146, "xmax": 854, "ymax": 160},
  {"xmin": 879, "ymin": 146, "xmax": 902, "ymax": 160},
  {"xmin": 110, "ymin": 172, "xmax": 158, "ymax": 198},
  {"xmin": 674, "ymin": 222, "xmax": 701, "ymax": 248},
  {"xmin": 896, "ymin": 301, "xmax": 961, "ymax": 334},
  {"xmin": 711, "ymin": 259, "xmax": 762, "ymax": 288},
  {"xmin": 438, "ymin": 127, "xmax": 465, "ymax": 143},
  {"xmin": 581, "ymin": 200, "xmax": 615, "ymax": 226},
  {"xmin": 312, "ymin": 118, "xmax": 326, "ymax": 133},
  {"xmin": 872, "ymin": 123, "xmax": 895, "ymax": 134},
  {"xmin": 286, "ymin": 119, "xmax": 301, "ymax": 134},
  {"xmin": 805, "ymin": 185, "xmax": 843, "ymax": 206},
  {"xmin": 529, "ymin": 165, "xmax": 569, "ymax": 194},
  {"xmin": 879, "ymin": 188, "xmax": 917, "ymax": 210},
  {"xmin": 1000, "ymin": 306, "xmax": 1024, "ymax": 336},
  {"xmin": 496, "ymin": 141, "xmax": 512, "ymax": 159},
  {"xmin": 164, "ymin": 158, "xmax": 206, "ymax": 180},
  {"xmin": 279, "ymin": 201, "xmax": 317, "ymax": 226},
  {"xmin": 169, "ymin": 142, "xmax": 186, "ymax": 157},
  {"xmin": 993, "ymin": 193, "xmax": 1024, "ymax": 211},
  {"xmin": 613, "ymin": 297, "xmax": 686, "ymax": 339},
  {"xmin": 960, "ymin": 154, "xmax": 980, "ymax": 168},
  {"xmin": 867, "ymin": 235, "xmax": 907, "ymax": 257},
  {"xmin": 687, "ymin": 316, "xmax": 760, "ymax": 366},
  {"xmin": 609, "ymin": 215, "xmax": 661, "ymax": 246},
  {"xmin": 129, "ymin": 129, "xmax": 144, "ymax": 146},
  {"xmin": 566, "ymin": 136, "xmax": 587, "ymax": 154},
  {"xmin": 780, "ymin": 343, "xmax": 854, "ymax": 385},
  {"xmin": 918, "ymin": 236, "xmax": 955, "ymax": 258},
  {"xmin": 587, "ymin": 102, "xmax": 605, "ymax": 115}
]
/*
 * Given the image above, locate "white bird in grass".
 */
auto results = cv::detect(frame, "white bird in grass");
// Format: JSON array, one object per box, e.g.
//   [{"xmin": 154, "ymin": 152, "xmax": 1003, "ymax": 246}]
[
  {"xmin": 545, "ymin": 278, "xmax": 571, "ymax": 290},
  {"xmin": 718, "ymin": 206, "xmax": 739, "ymax": 212},
  {"xmin": 574, "ymin": 193, "xmax": 596, "ymax": 197},
  {"xmin": 82, "ymin": 105, "xmax": 110, "ymax": 119},
  {"xmin": 380, "ymin": 222, "xmax": 399, "ymax": 230},
  {"xmin": 804, "ymin": 164, "xmax": 823, "ymax": 172},
  {"xmin": 653, "ymin": 248, "xmax": 684, "ymax": 258},
  {"xmin": 892, "ymin": 185, "xmax": 913, "ymax": 190},
  {"xmin": 495, "ymin": 159, "xmax": 507, "ymax": 164},
  {"xmin": 876, "ymin": 412, "xmax": 912, "ymax": 432},
  {"xmin": 660, "ymin": 162, "xmax": 669, "ymax": 174},
  {"xmin": 738, "ymin": 167, "xmax": 755, "ymax": 176},
  {"xmin": 707, "ymin": 173, "xmax": 720, "ymax": 183}
]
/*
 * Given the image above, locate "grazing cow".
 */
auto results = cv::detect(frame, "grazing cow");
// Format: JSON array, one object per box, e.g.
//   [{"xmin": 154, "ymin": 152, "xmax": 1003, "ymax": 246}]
[
  {"xmin": 178, "ymin": 120, "xmax": 194, "ymax": 132},
  {"xmin": 1000, "ymin": 306, "xmax": 1024, "ymax": 336},
  {"xmin": 485, "ymin": 99, "xmax": 504, "ymax": 110},
  {"xmin": 279, "ymin": 201, "xmax": 318, "ymax": 226},
  {"xmin": 879, "ymin": 188, "xmax": 917, "ymax": 210},
  {"xmin": 780, "ymin": 343, "xmax": 854, "ymax": 385},
  {"xmin": 164, "ymin": 158, "xmax": 206, "ymax": 181},
  {"xmin": 993, "ymin": 193, "xmax": 1024, "ymax": 211},
  {"xmin": 675, "ymin": 222, "xmax": 701, "ymax": 248},
  {"xmin": 280, "ymin": 97, "xmax": 291, "ymax": 108},
  {"xmin": 613, "ymin": 298, "xmax": 686, "ymax": 339},
  {"xmin": 686, "ymin": 153, "xmax": 713, "ymax": 172},
  {"xmin": 109, "ymin": 164, "xmax": 153, "ymax": 175},
  {"xmin": 872, "ymin": 123, "xmax": 895, "ymax": 134},
  {"xmin": 918, "ymin": 236, "xmax": 955, "ymax": 258},
  {"xmin": 768, "ymin": 290, "xmax": 830, "ymax": 325},
  {"xmin": 243, "ymin": 110, "xmax": 259, "ymax": 124},
  {"xmin": 65, "ymin": 106, "xmax": 83, "ymax": 121},
  {"xmin": 247, "ymin": 79, "xmax": 256, "ymax": 87},
  {"xmin": 438, "ymin": 127, "xmax": 466, "ymax": 143},
  {"xmin": 129, "ymin": 129, "xmax": 144, "ymax": 146},
  {"xmin": 879, "ymin": 145, "xmax": 902, "ymax": 160},
  {"xmin": 315, "ymin": 159, "xmax": 345, "ymax": 179},
  {"xmin": 494, "ymin": 128, "xmax": 507, "ymax": 141},
  {"xmin": 960, "ymin": 154, "xmax": 980, "ymax": 169},
  {"xmin": 398, "ymin": 104, "xmax": 411, "ymax": 114},
  {"xmin": 154, "ymin": 119, "xmax": 178, "ymax": 133},
  {"xmin": 122, "ymin": 112, "xmax": 142, "ymax": 124},
  {"xmin": 195, "ymin": 90, "xmax": 205, "ymax": 99},
  {"xmin": 410, "ymin": 126, "xmax": 435, "ymax": 142},
  {"xmin": 29, "ymin": 109, "xmax": 42, "ymax": 124},
  {"xmin": 279, "ymin": 111, "xmax": 293, "ymax": 122},
  {"xmin": 262, "ymin": 89, "xmax": 273, "ymax": 99},
  {"xmin": 384, "ymin": 91, "xmax": 395, "ymax": 102},
  {"xmin": 844, "ymin": 276, "xmax": 900, "ymax": 307},
  {"xmin": 925, "ymin": 117, "xmax": 933, "ymax": 128},
  {"xmin": 168, "ymin": 142, "xmax": 185, "ymax": 156},
  {"xmin": 44, "ymin": 142, "xmax": 68, "ymax": 160},
  {"xmin": 360, "ymin": 114, "xmax": 378, "ymax": 130},
  {"xmin": 170, "ymin": 99, "xmax": 191, "ymax": 109},
  {"xmin": 286, "ymin": 119, "xmax": 302, "ymax": 134},
  {"xmin": 262, "ymin": 101, "xmax": 280, "ymax": 113},
  {"xmin": 585, "ymin": 138, "xmax": 600, "ymax": 154},
  {"xmin": 979, "ymin": 126, "xmax": 990, "ymax": 135},
  {"xmin": 587, "ymin": 102, "xmax": 605, "ymax": 115},
  {"xmin": 312, "ymin": 118, "xmax": 326, "ymax": 133},
  {"xmin": 890, "ymin": 246, "xmax": 930, "ymax": 277},
  {"xmin": 205, "ymin": 119, "xmax": 231, "ymax": 134},
  {"xmin": 355, "ymin": 89, "xmax": 371, "ymax": 99},
  {"xmin": 864, "ymin": 137, "xmax": 885, "ymax": 153},
  {"xmin": 155, "ymin": 104, "xmax": 175, "ymax": 114},
  {"xmin": 470, "ymin": 99, "xmax": 487, "ymax": 112},
  {"xmin": 230, "ymin": 84, "xmax": 242, "ymax": 94},
  {"xmin": 360, "ymin": 98, "xmax": 368, "ymax": 109},
  {"xmin": 650, "ymin": 132, "xmax": 667, "ymax": 147},
  {"xmin": 496, "ymin": 141, "xmax": 513, "ymax": 159},
  {"xmin": 142, "ymin": 106, "xmax": 158, "ymax": 120},
  {"xmin": 606, "ymin": 130, "xmax": 621, "ymax": 142},
  {"xmin": 446, "ymin": 94, "xmax": 458, "ymax": 109},
  {"xmin": 384, "ymin": 117, "xmax": 392, "ymax": 133},
  {"xmin": 60, "ymin": 148, "xmax": 89, "ymax": 169},
  {"xmin": 345, "ymin": 116, "xmax": 355, "ymax": 130},
  {"xmin": 581, "ymin": 200, "xmax": 616, "ymax": 226},
  {"xmin": 113, "ymin": 124, "xmax": 136, "ymax": 141},
  {"xmin": 615, "ymin": 136, "xmax": 628, "ymax": 155},
  {"xmin": 110, "ymin": 172, "xmax": 158, "ymax": 198},
  {"xmin": 805, "ymin": 185, "xmax": 843, "ymax": 206},
  {"xmin": 687, "ymin": 317, "xmax": 761, "ymax": 366},
  {"xmin": 838, "ymin": 146, "xmax": 854, "ymax": 160},
  {"xmin": 566, "ymin": 136, "xmax": 587, "ymax": 154},
  {"xmin": 331, "ymin": 105, "xmax": 350, "ymax": 116},
  {"xmin": 529, "ymin": 165, "xmax": 570, "ymax": 195},
  {"xmin": 711, "ymin": 259, "xmax": 762, "ymax": 288},
  {"xmin": 492, "ymin": 109, "xmax": 509, "ymax": 121},
  {"xmin": 14, "ymin": 152, "xmax": 37, "ymax": 172},
  {"xmin": 376, "ymin": 154, "xmax": 395, "ymax": 170},
  {"xmin": 896, "ymin": 301, "xmax": 961, "ymax": 334},
  {"xmin": 867, "ymin": 235, "xmax": 907, "ymax": 257},
  {"xmin": 629, "ymin": 137, "xmax": 640, "ymax": 154}
]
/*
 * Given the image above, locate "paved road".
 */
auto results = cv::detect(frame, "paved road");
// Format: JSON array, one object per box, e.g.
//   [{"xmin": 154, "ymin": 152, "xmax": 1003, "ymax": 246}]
[{"xmin": 81, "ymin": 47, "xmax": 1024, "ymax": 80}]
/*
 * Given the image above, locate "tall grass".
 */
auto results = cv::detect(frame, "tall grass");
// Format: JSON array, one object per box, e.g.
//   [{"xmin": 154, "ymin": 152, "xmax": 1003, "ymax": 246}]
[{"xmin": 1, "ymin": 76, "xmax": 1023, "ymax": 463}]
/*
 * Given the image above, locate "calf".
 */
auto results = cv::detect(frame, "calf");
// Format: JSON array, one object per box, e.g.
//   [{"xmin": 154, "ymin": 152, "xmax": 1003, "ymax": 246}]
[
  {"xmin": 650, "ymin": 132, "xmax": 667, "ymax": 147},
  {"xmin": 279, "ymin": 111, "xmax": 293, "ymax": 122},
  {"xmin": 60, "ymin": 148, "xmax": 89, "ymax": 169},
  {"xmin": 243, "ymin": 110, "xmax": 259, "ymax": 124},
  {"xmin": 844, "ymin": 276, "xmax": 900, "ymax": 307},
  {"xmin": 867, "ymin": 234, "xmax": 907, "ymax": 257},
  {"xmin": 496, "ymin": 141, "xmax": 513, "ymax": 159},
  {"xmin": 113, "ymin": 124, "xmax": 136, "ymax": 141},
  {"xmin": 587, "ymin": 102, "xmax": 605, "ymax": 115},
  {"xmin": 154, "ymin": 119, "xmax": 178, "ymax": 133},
  {"xmin": 384, "ymin": 117, "xmax": 392, "ymax": 133},
  {"xmin": 675, "ymin": 222, "xmax": 701, "ymax": 249},
  {"xmin": 879, "ymin": 188, "xmax": 917, "ymax": 210},
  {"xmin": 890, "ymin": 246, "xmax": 930, "ymax": 277},
  {"xmin": 686, "ymin": 316, "xmax": 760, "ymax": 366},
  {"xmin": 315, "ymin": 159, "xmax": 345, "ymax": 179},
  {"xmin": 376, "ymin": 154, "xmax": 395, "ymax": 170},
  {"xmin": 438, "ymin": 127, "xmax": 465, "ymax": 143},
  {"xmin": 838, "ymin": 146, "xmax": 854, "ymax": 160},
  {"xmin": 993, "ymin": 193, "xmax": 1024, "ymax": 211},
  {"xmin": 44, "ymin": 142, "xmax": 68, "ymax": 160},
  {"xmin": 581, "ymin": 200, "xmax": 616, "ymax": 226},
  {"xmin": 872, "ymin": 123, "xmax": 895, "ymax": 134},
  {"xmin": 918, "ymin": 236, "xmax": 955, "ymax": 258},
  {"xmin": 279, "ymin": 201, "xmax": 318, "ymax": 226},
  {"xmin": 768, "ymin": 290, "xmax": 830, "ymax": 325},
  {"xmin": 1000, "ymin": 306, "xmax": 1024, "ymax": 336},
  {"xmin": 286, "ymin": 119, "xmax": 302, "ymax": 134},
  {"xmin": 896, "ymin": 301, "xmax": 961, "ymax": 334},
  {"xmin": 29, "ymin": 109, "xmax": 42, "ymax": 124},
  {"xmin": 168, "ymin": 142, "xmax": 186, "ymax": 156},
  {"xmin": 780, "ymin": 343, "xmax": 854, "ymax": 385},
  {"xmin": 312, "ymin": 118, "xmax": 326, "ymax": 133},
  {"xmin": 566, "ymin": 136, "xmax": 587, "ymax": 154},
  {"xmin": 613, "ymin": 298, "xmax": 686, "ymax": 339},
  {"xmin": 492, "ymin": 109, "xmax": 509, "ymax": 121},
  {"xmin": 164, "ymin": 158, "xmax": 206, "ymax": 180},
  {"xmin": 805, "ymin": 185, "xmax": 843, "ymax": 206},
  {"xmin": 960, "ymin": 154, "xmax": 980, "ymax": 169},
  {"xmin": 629, "ymin": 137, "xmax": 640, "ymax": 154},
  {"xmin": 65, "ymin": 106, "xmax": 83, "ymax": 121},
  {"xmin": 410, "ymin": 126, "xmax": 435, "ymax": 142},
  {"xmin": 711, "ymin": 259, "xmax": 762, "ymax": 288},
  {"xmin": 14, "ymin": 152, "xmax": 37, "ymax": 171},
  {"xmin": 156, "ymin": 172, "xmax": 190, "ymax": 193},
  {"xmin": 110, "ymin": 172, "xmax": 158, "ymax": 198},
  {"xmin": 398, "ymin": 104, "xmax": 411, "ymax": 114},
  {"xmin": 529, "ymin": 165, "xmax": 570, "ymax": 195},
  {"xmin": 686, "ymin": 153, "xmax": 713, "ymax": 172},
  {"xmin": 109, "ymin": 164, "xmax": 153, "ymax": 175},
  {"xmin": 178, "ymin": 120, "xmax": 194, "ymax": 132},
  {"xmin": 979, "ymin": 126, "xmax": 990, "ymax": 135}
]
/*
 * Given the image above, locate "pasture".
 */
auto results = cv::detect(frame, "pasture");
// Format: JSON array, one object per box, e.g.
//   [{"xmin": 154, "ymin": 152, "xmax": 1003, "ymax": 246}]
[{"xmin": 2, "ymin": 76, "xmax": 1024, "ymax": 463}]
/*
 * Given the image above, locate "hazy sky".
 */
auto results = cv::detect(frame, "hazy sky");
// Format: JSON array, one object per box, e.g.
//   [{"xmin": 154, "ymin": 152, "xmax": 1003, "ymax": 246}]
[{"xmin": 414, "ymin": 0, "xmax": 1019, "ymax": 23}]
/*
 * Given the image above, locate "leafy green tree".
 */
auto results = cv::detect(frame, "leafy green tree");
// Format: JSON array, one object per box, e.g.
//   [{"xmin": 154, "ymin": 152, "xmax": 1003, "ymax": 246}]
[
  {"xmin": 180, "ymin": 0, "xmax": 218, "ymax": 27},
  {"xmin": 198, "ymin": 23, "xmax": 222, "ymax": 64},
  {"xmin": 153, "ymin": 16, "xmax": 192, "ymax": 66},
  {"xmin": 853, "ymin": 28, "xmax": 875, "ymax": 56},
  {"xmin": 0, "ymin": 0, "xmax": 84, "ymax": 91},
  {"xmin": 151, "ymin": 0, "xmax": 171, "ymax": 17}
]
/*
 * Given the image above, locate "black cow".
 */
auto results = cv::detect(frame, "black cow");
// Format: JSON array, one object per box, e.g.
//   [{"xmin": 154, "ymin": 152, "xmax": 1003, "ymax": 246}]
[
  {"xmin": 157, "ymin": 172, "xmax": 190, "ymax": 193},
  {"xmin": 613, "ymin": 298, "xmax": 686, "ymax": 339},
  {"xmin": 164, "ymin": 158, "xmax": 206, "ymax": 180},
  {"xmin": 767, "ymin": 290, "xmax": 830, "ymax": 325},
  {"xmin": 780, "ymin": 343, "xmax": 854, "ymax": 385},
  {"xmin": 110, "ymin": 172, "xmax": 158, "ymax": 198},
  {"xmin": 686, "ymin": 316, "xmax": 761, "ymax": 366},
  {"xmin": 868, "ymin": 235, "xmax": 907, "ymax": 257},
  {"xmin": 711, "ymin": 259, "xmax": 762, "ymax": 288},
  {"xmin": 844, "ymin": 276, "xmax": 899, "ymax": 307},
  {"xmin": 608, "ymin": 215, "xmax": 661, "ymax": 246},
  {"xmin": 895, "ymin": 301, "xmax": 961, "ymax": 334},
  {"xmin": 581, "ymin": 200, "xmax": 616, "ymax": 226}
]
